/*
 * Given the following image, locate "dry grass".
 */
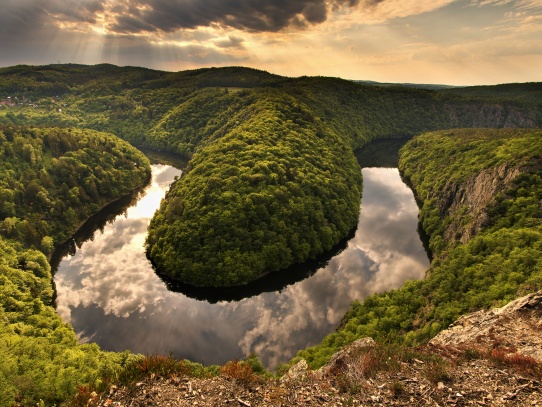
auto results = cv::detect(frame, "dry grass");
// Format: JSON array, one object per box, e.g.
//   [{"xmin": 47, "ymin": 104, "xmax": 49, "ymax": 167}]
[{"xmin": 220, "ymin": 359, "xmax": 260, "ymax": 387}]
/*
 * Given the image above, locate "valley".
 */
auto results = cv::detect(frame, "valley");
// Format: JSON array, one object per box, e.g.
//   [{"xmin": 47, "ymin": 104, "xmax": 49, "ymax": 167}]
[{"xmin": 0, "ymin": 64, "xmax": 541, "ymax": 405}]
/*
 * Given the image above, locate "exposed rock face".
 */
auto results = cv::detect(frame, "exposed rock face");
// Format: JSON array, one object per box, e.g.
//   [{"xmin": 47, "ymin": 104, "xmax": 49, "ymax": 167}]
[
  {"xmin": 447, "ymin": 103, "xmax": 539, "ymax": 129},
  {"xmin": 439, "ymin": 163, "xmax": 521, "ymax": 244},
  {"xmin": 429, "ymin": 291, "xmax": 542, "ymax": 362}
]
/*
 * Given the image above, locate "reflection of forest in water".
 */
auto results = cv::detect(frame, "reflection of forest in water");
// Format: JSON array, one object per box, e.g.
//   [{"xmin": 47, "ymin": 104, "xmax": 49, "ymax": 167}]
[{"xmin": 53, "ymin": 143, "xmax": 429, "ymax": 369}]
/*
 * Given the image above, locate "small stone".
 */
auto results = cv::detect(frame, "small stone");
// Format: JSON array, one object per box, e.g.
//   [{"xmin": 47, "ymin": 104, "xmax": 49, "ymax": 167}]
[{"xmin": 438, "ymin": 382, "xmax": 445, "ymax": 390}]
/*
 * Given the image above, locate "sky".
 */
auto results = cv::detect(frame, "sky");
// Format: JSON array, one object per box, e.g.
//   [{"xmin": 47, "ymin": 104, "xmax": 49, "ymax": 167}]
[{"xmin": 1, "ymin": 0, "xmax": 541, "ymax": 85}]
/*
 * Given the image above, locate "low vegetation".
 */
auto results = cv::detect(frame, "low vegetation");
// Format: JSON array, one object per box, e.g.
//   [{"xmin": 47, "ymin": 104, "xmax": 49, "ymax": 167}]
[{"xmin": 65, "ymin": 340, "xmax": 542, "ymax": 406}]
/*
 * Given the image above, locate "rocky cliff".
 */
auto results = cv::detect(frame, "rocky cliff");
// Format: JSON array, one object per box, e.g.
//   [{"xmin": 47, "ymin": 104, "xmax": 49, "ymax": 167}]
[
  {"xmin": 447, "ymin": 103, "xmax": 539, "ymax": 129},
  {"xmin": 438, "ymin": 163, "xmax": 521, "ymax": 244}
]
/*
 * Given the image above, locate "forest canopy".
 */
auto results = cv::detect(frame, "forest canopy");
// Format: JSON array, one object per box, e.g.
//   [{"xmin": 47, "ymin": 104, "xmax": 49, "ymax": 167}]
[
  {"xmin": 145, "ymin": 91, "xmax": 363, "ymax": 286},
  {"xmin": 0, "ymin": 124, "xmax": 150, "ymax": 250},
  {"xmin": 0, "ymin": 64, "xmax": 541, "ymax": 404}
]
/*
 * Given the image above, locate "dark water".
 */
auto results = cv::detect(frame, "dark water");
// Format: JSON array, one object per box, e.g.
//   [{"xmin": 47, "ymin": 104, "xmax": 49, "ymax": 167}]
[{"xmin": 53, "ymin": 158, "xmax": 429, "ymax": 369}]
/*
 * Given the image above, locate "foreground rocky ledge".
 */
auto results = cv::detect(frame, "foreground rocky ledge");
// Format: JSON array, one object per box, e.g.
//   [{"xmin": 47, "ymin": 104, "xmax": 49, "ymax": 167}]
[
  {"xmin": 429, "ymin": 291, "xmax": 542, "ymax": 362},
  {"xmin": 86, "ymin": 292, "xmax": 542, "ymax": 407}
]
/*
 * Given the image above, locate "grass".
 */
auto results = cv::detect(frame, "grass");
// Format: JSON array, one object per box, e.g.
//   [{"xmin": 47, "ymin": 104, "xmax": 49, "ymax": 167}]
[{"xmin": 330, "ymin": 342, "xmax": 450, "ymax": 394}]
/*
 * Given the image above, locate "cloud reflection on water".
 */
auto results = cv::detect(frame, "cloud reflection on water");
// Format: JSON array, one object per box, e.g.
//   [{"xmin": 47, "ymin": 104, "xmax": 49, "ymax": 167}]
[{"xmin": 54, "ymin": 166, "xmax": 429, "ymax": 369}]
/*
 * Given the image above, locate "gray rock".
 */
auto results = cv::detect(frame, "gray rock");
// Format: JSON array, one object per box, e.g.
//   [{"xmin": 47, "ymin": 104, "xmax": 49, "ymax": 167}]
[
  {"xmin": 280, "ymin": 359, "xmax": 309, "ymax": 383},
  {"xmin": 430, "ymin": 291, "xmax": 542, "ymax": 362}
]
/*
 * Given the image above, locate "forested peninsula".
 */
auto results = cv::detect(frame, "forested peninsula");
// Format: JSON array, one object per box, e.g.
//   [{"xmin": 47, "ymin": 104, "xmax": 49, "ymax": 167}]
[{"xmin": 0, "ymin": 64, "xmax": 541, "ymax": 404}]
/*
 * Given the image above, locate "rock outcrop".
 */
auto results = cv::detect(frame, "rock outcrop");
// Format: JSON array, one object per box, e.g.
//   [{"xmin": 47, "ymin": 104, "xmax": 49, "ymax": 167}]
[
  {"xmin": 430, "ymin": 291, "xmax": 542, "ymax": 362},
  {"xmin": 447, "ymin": 103, "xmax": 539, "ymax": 129},
  {"xmin": 439, "ymin": 163, "xmax": 521, "ymax": 244},
  {"xmin": 318, "ymin": 337, "xmax": 375, "ymax": 377}
]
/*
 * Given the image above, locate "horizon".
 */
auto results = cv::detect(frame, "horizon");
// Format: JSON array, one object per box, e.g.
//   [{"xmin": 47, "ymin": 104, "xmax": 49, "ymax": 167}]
[
  {"xmin": 1, "ymin": 1, "xmax": 541, "ymax": 86},
  {"xmin": 1, "ymin": 62, "xmax": 539, "ymax": 88}
]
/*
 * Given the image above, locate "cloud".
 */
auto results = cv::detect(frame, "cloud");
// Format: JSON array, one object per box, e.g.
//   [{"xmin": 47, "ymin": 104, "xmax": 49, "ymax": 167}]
[
  {"xmin": 2, "ymin": 0, "xmax": 447, "ymax": 39},
  {"xmin": 46, "ymin": 0, "xmax": 106, "ymax": 24},
  {"xmin": 215, "ymin": 35, "xmax": 245, "ymax": 49},
  {"xmin": 0, "ymin": 1, "xmax": 49, "ymax": 41},
  {"xmin": 103, "ymin": 0, "xmax": 445, "ymax": 35},
  {"xmin": 103, "ymin": 0, "xmax": 333, "ymax": 34}
]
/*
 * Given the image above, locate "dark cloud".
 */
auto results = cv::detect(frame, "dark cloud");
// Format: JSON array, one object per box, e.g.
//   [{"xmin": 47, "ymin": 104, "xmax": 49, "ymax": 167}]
[
  {"xmin": 0, "ymin": 0, "xmax": 380, "ymax": 48},
  {"xmin": 0, "ymin": 0, "xmax": 106, "ymax": 50},
  {"xmin": 113, "ymin": 14, "xmax": 157, "ymax": 34},
  {"xmin": 302, "ymin": 2, "xmax": 328, "ymax": 24},
  {"xmin": 47, "ymin": 0, "xmax": 106, "ymax": 24},
  {"xmin": 0, "ymin": 1, "xmax": 48, "ymax": 41},
  {"xmin": 107, "ymin": 0, "xmax": 368, "ymax": 34}
]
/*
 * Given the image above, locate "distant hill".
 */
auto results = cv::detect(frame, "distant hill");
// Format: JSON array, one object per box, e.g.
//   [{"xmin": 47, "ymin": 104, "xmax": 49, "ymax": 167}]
[
  {"xmin": 353, "ymin": 79, "xmax": 456, "ymax": 90},
  {"xmin": 443, "ymin": 82, "xmax": 542, "ymax": 105}
]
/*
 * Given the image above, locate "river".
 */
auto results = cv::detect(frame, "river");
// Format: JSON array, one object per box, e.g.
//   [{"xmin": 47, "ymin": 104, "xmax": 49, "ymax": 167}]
[{"xmin": 53, "ymin": 147, "xmax": 430, "ymax": 369}]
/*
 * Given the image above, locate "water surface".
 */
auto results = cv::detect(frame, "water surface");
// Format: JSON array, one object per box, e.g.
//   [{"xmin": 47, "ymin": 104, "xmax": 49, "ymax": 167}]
[{"xmin": 54, "ymin": 164, "xmax": 429, "ymax": 369}]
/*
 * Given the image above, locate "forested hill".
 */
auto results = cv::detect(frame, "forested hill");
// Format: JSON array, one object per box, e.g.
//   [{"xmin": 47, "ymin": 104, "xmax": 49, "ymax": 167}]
[
  {"xmin": 443, "ymin": 82, "xmax": 542, "ymax": 105},
  {"xmin": 0, "ymin": 124, "xmax": 150, "ymax": 250},
  {"xmin": 1, "ymin": 64, "xmax": 540, "ymax": 154}
]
